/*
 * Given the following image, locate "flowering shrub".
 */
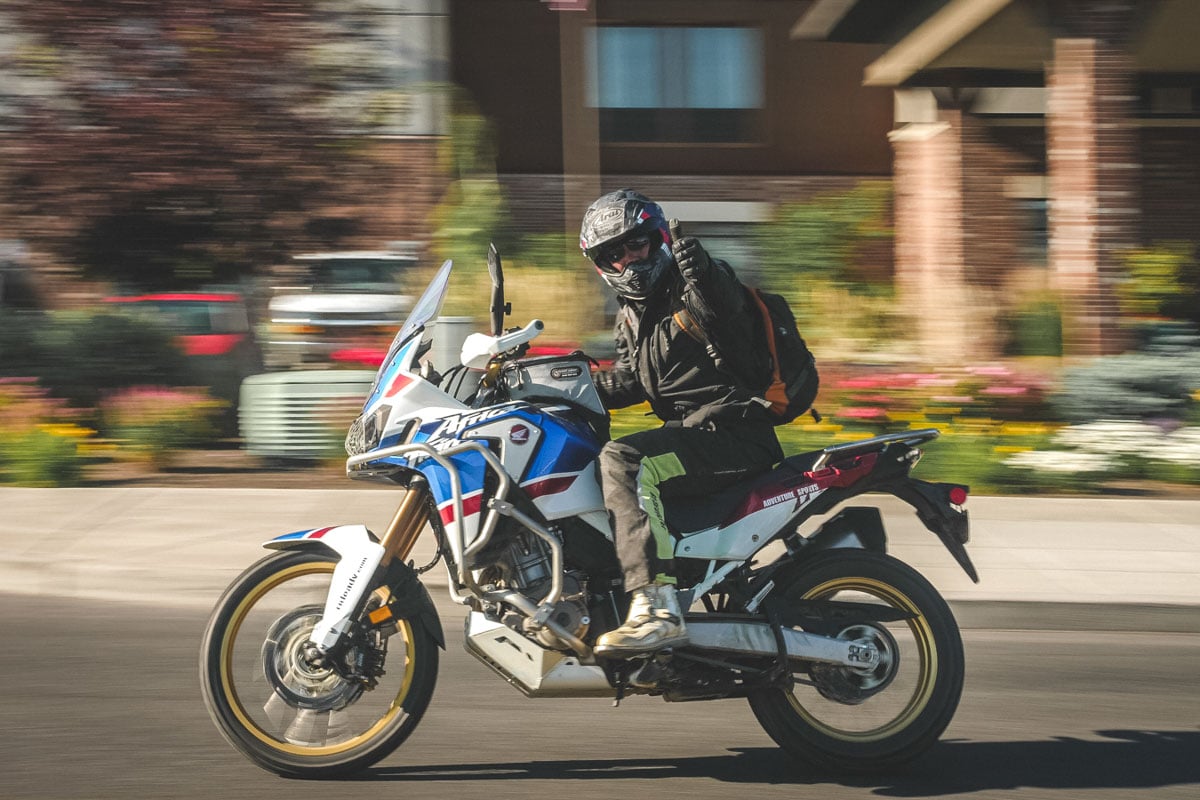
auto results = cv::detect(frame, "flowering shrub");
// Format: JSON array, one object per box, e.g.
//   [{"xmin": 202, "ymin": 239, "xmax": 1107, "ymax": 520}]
[
  {"xmin": 817, "ymin": 364, "xmax": 1055, "ymax": 434},
  {"xmin": 607, "ymin": 365, "xmax": 1200, "ymax": 494},
  {"xmin": 101, "ymin": 387, "xmax": 225, "ymax": 466},
  {"xmin": 0, "ymin": 379, "xmax": 95, "ymax": 486},
  {"xmin": 1005, "ymin": 420, "xmax": 1200, "ymax": 486}
]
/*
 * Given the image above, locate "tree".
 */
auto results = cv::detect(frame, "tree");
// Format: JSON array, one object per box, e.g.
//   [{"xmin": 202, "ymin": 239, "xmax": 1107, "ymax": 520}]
[{"xmin": 0, "ymin": 1, "xmax": 385, "ymax": 288}]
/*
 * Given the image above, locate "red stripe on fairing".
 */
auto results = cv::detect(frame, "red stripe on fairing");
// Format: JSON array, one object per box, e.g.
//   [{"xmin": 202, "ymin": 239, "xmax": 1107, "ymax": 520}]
[
  {"xmin": 522, "ymin": 475, "xmax": 576, "ymax": 498},
  {"xmin": 308, "ymin": 527, "xmax": 335, "ymax": 539},
  {"xmin": 384, "ymin": 372, "xmax": 413, "ymax": 398},
  {"xmin": 437, "ymin": 476, "xmax": 576, "ymax": 526},
  {"xmin": 438, "ymin": 493, "xmax": 483, "ymax": 525}
]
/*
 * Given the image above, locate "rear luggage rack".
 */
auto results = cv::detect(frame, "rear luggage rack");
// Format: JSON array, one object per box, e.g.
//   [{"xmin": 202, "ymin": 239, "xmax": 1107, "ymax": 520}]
[{"xmin": 809, "ymin": 428, "xmax": 940, "ymax": 471}]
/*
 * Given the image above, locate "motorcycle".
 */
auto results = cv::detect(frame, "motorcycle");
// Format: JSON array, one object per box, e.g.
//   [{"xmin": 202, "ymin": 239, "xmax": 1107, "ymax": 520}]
[{"xmin": 200, "ymin": 247, "xmax": 979, "ymax": 778}]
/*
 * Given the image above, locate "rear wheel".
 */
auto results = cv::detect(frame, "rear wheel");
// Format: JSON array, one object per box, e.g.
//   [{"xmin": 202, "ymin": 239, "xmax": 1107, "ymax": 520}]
[
  {"xmin": 200, "ymin": 550, "xmax": 438, "ymax": 778},
  {"xmin": 747, "ymin": 550, "xmax": 963, "ymax": 771}
]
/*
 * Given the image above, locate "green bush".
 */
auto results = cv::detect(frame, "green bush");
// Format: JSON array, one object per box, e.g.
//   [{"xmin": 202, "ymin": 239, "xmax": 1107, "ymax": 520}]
[
  {"xmin": 754, "ymin": 181, "xmax": 893, "ymax": 290},
  {"xmin": 1002, "ymin": 297, "xmax": 1063, "ymax": 357},
  {"xmin": 0, "ymin": 310, "xmax": 193, "ymax": 410},
  {"xmin": 1052, "ymin": 352, "xmax": 1200, "ymax": 423},
  {"xmin": 1118, "ymin": 242, "xmax": 1200, "ymax": 323}
]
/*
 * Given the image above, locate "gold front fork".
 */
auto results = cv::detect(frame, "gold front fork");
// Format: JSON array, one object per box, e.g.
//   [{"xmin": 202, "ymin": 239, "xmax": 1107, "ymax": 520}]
[{"xmin": 378, "ymin": 485, "xmax": 431, "ymax": 567}]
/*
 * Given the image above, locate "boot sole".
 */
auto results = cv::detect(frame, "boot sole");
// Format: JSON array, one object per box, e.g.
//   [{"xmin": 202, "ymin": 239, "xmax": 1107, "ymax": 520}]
[{"xmin": 593, "ymin": 635, "xmax": 690, "ymax": 658}]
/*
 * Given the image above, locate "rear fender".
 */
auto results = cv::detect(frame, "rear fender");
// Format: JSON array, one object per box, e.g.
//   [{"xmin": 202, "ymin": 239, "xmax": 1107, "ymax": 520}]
[
  {"xmin": 805, "ymin": 506, "xmax": 888, "ymax": 555},
  {"xmin": 887, "ymin": 478, "xmax": 978, "ymax": 582},
  {"xmin": 263, "ymin": 525, "xmax": 444, "ymax": 649}
]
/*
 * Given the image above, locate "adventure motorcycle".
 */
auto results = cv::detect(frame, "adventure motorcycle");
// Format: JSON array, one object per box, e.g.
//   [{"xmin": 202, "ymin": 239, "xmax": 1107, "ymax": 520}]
[{"xmin": 200, "ymin": 248, "xmax": 979, "ymax": 778}]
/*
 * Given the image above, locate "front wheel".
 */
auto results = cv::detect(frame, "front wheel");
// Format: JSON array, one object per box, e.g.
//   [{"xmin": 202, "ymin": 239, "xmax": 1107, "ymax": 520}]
[
  {"xmin": 200, "ymin": 550, "xmax": 438, "ymax": 778},
  {"xmin": 747, "ymin": 550, "xmax": 964, "ymax": 772}
]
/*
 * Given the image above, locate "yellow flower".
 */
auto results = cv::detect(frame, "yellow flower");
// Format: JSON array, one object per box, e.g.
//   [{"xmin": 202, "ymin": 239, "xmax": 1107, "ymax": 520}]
[
  {"xmin": 36, "ymin": 423, "xmax": 96, "ymax": 441},
  {"xmin": 998, "ymin": 422, "xmax": 1057, "ymax": 437}
]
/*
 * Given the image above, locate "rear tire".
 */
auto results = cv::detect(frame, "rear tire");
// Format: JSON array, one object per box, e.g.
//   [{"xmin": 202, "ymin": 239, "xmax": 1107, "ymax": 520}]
[
  {"xmin": 200, "ymin": 550, "xmax": 438, "ymax": 778},
  {"xmin": 747, "ymin": 550, "xmax": 963, "ymax": 771}
]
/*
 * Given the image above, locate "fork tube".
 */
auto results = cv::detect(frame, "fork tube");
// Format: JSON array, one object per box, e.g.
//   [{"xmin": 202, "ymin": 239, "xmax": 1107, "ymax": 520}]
[{"xmin": 379, "ymin": 484, "xmax": 430, "ymax": 567}]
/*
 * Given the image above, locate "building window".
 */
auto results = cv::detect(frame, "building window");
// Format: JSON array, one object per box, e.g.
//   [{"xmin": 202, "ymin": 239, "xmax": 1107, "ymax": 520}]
[
  {"xmin": 585, "ymin": 26, "xmax": 764, "ymax": 143},
  {"xmin": 1017, "ymin": 198, "xmax": 1048, "ymax": 266}
]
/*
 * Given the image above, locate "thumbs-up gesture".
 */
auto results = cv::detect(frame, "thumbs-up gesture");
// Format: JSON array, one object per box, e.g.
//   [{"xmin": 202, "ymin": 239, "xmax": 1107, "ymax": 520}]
[{"xmin": 669, "ymin": 219, "xmax": 711, "ymax": 281}]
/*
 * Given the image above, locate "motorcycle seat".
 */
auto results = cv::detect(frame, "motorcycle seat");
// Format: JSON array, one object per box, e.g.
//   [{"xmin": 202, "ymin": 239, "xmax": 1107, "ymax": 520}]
[{"xmin": 665, "ymin": 449, "xmax": 825, "ymax": 536}]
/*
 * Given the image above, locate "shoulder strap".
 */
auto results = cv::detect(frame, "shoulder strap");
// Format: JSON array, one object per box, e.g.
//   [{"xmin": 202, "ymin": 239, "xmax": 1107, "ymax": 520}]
[
  {"xmin": 748, "ymin": 288, "xmax": 789, "ymax": 414},
  {"xmin": 672, "ymin": 306, "xmax": 722, "ymax": 363},
  {"xmin": 674, "ymin": 296, "xmax": 773, "ymax": 412}
]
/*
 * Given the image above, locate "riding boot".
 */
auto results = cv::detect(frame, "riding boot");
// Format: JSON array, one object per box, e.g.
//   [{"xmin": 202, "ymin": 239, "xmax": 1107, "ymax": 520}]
[{"xmin": 594, "ymin": 584, "xmax": 688, "ymax": 657}]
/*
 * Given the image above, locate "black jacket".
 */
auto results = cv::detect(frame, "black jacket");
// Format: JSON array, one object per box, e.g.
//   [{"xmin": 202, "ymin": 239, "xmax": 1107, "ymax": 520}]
[{"xmin": 594, "ymin": 257, "xmax": 779, "ymax": 435}]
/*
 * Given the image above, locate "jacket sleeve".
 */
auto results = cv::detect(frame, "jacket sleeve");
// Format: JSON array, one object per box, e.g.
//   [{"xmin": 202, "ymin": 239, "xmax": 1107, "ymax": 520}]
[
  {"xmin": 592, "ymin": 314, "xmax": 646, "ymax": 410},
  {"xmin": 680, "ymin": 255, "xmax": 751, "ymax": 330}
]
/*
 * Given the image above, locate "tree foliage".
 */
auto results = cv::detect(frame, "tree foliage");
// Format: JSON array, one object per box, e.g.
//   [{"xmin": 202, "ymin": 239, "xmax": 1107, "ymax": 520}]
[{"xmin": 0, "ymin": 1, "xmax": 382, "ymax": 288}]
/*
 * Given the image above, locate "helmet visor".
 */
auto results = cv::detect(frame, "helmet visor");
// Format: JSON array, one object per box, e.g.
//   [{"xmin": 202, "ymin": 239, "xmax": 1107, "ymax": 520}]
[{"xmin": 592, "ymin": 230, "xmax": 661, "ymax": 274}]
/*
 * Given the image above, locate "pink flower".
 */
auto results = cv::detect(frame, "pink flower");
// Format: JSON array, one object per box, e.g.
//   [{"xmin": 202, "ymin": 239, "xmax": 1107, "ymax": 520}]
[{"xmin": 838, "ymin": 407, "xmax": 888, "ymax": 420}]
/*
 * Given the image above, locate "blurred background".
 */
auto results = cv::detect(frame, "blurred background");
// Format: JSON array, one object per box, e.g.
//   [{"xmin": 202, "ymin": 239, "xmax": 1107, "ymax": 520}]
[{"xmin": 1, "ymin": 0, "xmax": 1199, "ymax": 493}]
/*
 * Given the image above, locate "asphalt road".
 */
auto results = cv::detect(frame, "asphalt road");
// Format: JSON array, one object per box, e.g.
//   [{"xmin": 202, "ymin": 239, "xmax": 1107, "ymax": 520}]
[{"xmin": 4, "ymin": 592, "xmax": 1198, "ymax": 800}]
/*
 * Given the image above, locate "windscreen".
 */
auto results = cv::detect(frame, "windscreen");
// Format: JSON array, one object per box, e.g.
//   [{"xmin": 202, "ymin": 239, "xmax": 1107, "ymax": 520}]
[{"xmin": 375, "ymin": 259, "xmax": 452, "ymax": 380}]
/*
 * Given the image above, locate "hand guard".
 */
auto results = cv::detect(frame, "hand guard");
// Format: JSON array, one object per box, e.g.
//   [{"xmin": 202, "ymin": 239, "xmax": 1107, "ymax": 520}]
[{"xmin": 672, "ymin": 235, "xmax": 711, "ymax": 281}]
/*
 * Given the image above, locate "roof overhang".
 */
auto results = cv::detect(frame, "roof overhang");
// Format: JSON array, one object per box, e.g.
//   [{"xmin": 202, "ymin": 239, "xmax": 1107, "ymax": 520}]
[
  {"xmin": 863, "ymin": 0, "xmax": 1014, "ymax": 87},
  {"xmin": 799, "ymin": 0, "xmax": 1200, "ymax": 88},
  {"xmin": 790, "ymin": 0, "xmax": 859, "ymax": 40}
]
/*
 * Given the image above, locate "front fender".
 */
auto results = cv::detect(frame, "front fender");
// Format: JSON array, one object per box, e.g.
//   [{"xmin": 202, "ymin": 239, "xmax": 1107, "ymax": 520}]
[
  {"xmin": 263, "ymin": 524, "xmax": 375, "ymax": 555},
  {"xmin": 263, "ymin": 524, "xmax": 444, "ymax": 650}
]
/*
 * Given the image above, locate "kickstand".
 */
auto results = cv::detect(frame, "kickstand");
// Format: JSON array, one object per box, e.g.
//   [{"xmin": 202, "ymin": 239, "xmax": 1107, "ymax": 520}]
[{"xmin": 612, "ymin": 682, "xmax": 626, "ymax": 708}]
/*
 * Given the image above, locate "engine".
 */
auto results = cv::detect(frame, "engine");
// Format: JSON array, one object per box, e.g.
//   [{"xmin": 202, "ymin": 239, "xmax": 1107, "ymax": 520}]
[{"xmin": 477, "ymin": 526, "xmax": 592, "ymax": 650}]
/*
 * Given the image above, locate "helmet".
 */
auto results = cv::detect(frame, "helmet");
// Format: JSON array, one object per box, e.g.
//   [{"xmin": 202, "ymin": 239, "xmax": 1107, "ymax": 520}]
[{"xmin": 579, "ymin": 189, "xmax": 674, "ymax": 300}]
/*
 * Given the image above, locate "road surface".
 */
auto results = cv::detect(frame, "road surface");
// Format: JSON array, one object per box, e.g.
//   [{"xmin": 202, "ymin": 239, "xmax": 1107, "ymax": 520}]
[{"xmin": 4, "ymin": 592, "xmax": 1197, "ymax": 800}]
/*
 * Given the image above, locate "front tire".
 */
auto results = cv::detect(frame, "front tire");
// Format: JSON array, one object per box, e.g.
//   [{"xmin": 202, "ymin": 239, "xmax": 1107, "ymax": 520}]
[
  {"xmin": 200, "ymin": 550, "xmax": 438, "ymax": 778},
  {"xmin": 747, "ymin": 550, "xmax": 964, "ymax": 771}
]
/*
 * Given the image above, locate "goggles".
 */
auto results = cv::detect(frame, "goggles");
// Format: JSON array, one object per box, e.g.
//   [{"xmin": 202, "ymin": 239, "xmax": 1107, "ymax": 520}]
[{"xmin": 593, "ymin": 232, "xmax": 658, "ymax": 273}]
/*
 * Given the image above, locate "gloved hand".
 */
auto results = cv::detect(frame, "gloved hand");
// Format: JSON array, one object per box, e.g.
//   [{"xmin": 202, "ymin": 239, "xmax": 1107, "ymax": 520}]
[{"xmin": 672, "ymin": 235, "xmax": 711, "ymax": 281}]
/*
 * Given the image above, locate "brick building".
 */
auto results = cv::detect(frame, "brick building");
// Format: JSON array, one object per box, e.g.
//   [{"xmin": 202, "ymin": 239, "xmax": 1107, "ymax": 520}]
[
  {"xmin": 788, "ymin": 0, "xmax": 1199, "ymax": 358},
  {"xmin": 451, "ymin": 0, "xmax": 1200, "ymax": 360}
]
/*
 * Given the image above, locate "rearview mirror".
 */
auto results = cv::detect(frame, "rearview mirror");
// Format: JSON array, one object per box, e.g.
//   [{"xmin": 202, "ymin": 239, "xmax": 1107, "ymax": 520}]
[{"xmin": 487, "ymin": 243, "xmax": 510, "ymax": 336}]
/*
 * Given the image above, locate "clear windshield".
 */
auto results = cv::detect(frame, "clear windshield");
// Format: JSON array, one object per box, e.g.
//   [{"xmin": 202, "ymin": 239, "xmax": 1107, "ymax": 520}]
[{"xmin": 385, "ymin": 259, "xmax": 452, "ymax": 359}]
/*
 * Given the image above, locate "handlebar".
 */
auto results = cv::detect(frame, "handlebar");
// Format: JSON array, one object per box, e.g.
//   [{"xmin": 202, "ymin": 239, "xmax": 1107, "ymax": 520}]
[{"xmin": 460, "ymin": 319, "xmax": 544, "ymax": 369}]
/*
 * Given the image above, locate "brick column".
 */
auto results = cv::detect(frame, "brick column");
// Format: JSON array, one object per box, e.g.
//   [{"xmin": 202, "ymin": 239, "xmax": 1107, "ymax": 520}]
[
  {"xmin": 892, "ymin": 108, "xmax": 971, "ymax": 364},
  {"xmin": 1047, "ymin": 32, "xmax": 1139, "ymax": 355}
]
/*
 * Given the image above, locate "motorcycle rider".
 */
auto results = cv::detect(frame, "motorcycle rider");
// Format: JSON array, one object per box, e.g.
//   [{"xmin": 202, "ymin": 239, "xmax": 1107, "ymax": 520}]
[{"xmin": 580, "ymin": 189, "xmax": 784, "ymax": 656}]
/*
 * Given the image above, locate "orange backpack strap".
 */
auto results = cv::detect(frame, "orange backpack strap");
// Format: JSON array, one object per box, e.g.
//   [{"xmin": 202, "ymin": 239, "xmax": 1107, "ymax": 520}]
[
  {"xmin": 672, "ymin": 307, "xmax": 722, "ymax": 363},
  {"xmin": 748, "ymin": 288, "xmax": 789, "ymax": 415}
]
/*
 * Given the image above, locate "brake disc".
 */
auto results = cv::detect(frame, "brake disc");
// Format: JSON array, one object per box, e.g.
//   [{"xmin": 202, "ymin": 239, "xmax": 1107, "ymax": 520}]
[{"xmin": 261, "ymin": 605, "xmax": 364, "ymax": 712}]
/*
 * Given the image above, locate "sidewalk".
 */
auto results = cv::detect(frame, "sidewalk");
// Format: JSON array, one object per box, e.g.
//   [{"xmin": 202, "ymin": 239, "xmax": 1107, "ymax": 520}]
[{"xmin": 2, "ymin": 487, "xmax": 1198, "ymax": 628}]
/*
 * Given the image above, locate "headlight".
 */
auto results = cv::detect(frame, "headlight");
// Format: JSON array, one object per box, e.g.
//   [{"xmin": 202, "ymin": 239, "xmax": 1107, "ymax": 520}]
[{"xmin": 345, "ymin": 405, "xmax": 391, "ymax": 456}]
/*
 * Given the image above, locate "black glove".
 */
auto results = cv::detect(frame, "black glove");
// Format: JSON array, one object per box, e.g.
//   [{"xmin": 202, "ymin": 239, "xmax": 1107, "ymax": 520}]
[{"xmin": 672, "ymin": 235, "xmax": 711, "ymax": 281}]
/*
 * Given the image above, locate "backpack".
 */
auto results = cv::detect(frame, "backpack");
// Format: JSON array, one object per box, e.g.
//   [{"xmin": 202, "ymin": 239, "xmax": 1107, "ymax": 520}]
[{"xmin": 674, "ymin": 287, "xmax": 819, "ymax": 425}]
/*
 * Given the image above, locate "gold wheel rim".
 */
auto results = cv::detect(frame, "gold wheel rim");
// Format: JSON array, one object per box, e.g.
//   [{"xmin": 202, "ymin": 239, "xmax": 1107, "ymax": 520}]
[
  {"xmin": 218, "ymin": 560, "xmax": 417, "ymax": 756},
  {"xmin": 786, "ymin": 576, "xmax": 937, "ymax": 743}
]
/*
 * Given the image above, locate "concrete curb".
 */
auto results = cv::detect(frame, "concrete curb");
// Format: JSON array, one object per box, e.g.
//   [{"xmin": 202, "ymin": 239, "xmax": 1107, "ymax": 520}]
[{"xmin": 3, "ymin": 488, "xmax": 1197, "ymax": 629}]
